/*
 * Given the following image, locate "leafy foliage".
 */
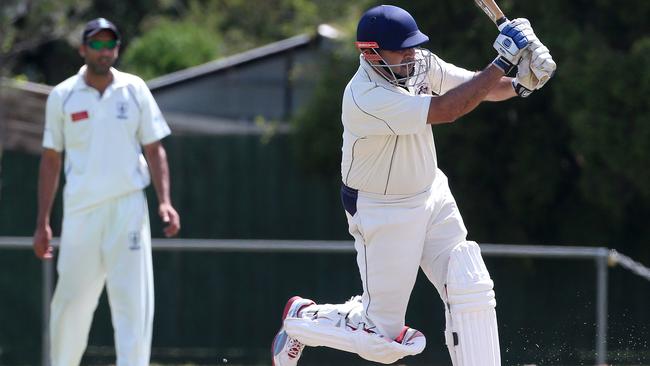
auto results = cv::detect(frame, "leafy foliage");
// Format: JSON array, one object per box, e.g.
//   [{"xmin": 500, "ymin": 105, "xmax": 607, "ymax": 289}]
[
  {"xmin": 290, "ymin": 8, "xmax": 365, "ymax": 176},
  {"xmin": 121, "ymin": 18, "xmax": 220, "ymax": 80},
  {"xmin": 0, "ymin": 0, "xmax": 90, "ymax": 77},
  {"xmin": 288, "ymin": 7, "xmax": 650, "ymax": 361},
  {"xmin": 3, "ymin": 0, "xmax": 361, "ymax": 81},
  {"xmin": 202, "ymin": 0, "xmax": 359, "ymax": 54},
  {"xmin": 2, "ymin": 1, "xmax": 650, "ymax": 364},
  {"xmin": 289, "ymin": 0, "xmax": 650, "ymax": 255}
]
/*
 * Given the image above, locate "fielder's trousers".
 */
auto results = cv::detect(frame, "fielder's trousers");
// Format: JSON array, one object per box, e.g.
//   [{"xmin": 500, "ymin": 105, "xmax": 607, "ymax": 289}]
[{"xmin": 50, "ymin": 190, "xmax": 154, "ymax": 366}]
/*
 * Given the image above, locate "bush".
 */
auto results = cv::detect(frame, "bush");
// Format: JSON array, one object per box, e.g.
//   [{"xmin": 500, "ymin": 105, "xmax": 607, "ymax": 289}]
[{"xmin": 120, "ymin": 19, "xmax": 221, "ymax": 80}]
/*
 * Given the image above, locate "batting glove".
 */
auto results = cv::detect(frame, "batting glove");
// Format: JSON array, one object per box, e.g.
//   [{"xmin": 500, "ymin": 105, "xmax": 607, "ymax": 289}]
[
  {"xmin": 492, "ymin": 19, "xmax": 535, "ymax": 74},
  {"xmin": 513, "ymin": 40, "xmax": 557, "ymax": 97},
  {"xmin": 513, "ymin": 50, "xmax": 536, "ymax": 97},
  {"xmin": 529, "ymin": 40, "xmax": 557, "ymax": 88}
]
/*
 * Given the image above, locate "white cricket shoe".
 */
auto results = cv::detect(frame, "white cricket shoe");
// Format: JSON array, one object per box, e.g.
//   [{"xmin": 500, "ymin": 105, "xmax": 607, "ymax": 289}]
[
  {"xmin": 395, "ymin": 326, "xmax": 425, "ymax": 346},
  {"xmin": 272, "ymin": 296, "xmax": 315, "ymax": 366}
]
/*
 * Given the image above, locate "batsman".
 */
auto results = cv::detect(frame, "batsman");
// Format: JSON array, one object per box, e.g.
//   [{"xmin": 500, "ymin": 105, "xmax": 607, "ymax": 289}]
[{"xmin": 273, "ymin": 4, "xmax": 556, "ymax": 366}]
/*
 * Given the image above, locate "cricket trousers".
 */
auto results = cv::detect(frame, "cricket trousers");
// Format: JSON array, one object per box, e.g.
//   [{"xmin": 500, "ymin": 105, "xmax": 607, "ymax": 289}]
[
  {"xmin": 50, "ymin": 190, "xmax": 154, "ymax": 366},
  {"xmin": 341, "ymin": 169, "xmax": 468, "ymax": 339}
]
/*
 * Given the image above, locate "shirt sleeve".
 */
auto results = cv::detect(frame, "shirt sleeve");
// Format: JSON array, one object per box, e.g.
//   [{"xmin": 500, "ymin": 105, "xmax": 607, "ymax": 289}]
[
  {"xmin": 345, "ymin": 83, "xmax": 431, "ymax": 136},
  {"xmin": 42, "ymin": 90, "xmax": 64, "ymax": 152},
  {"xmin": 427, "ymin": 53, "xmax": 476, "ymax": 96},
  {"xmin": 136, "ymin": 81, "xmax": 171, "ymax": 145}
]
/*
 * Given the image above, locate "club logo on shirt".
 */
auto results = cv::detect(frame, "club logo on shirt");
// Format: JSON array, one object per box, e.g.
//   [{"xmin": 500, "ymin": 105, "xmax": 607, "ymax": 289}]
[
  {"xmin": 71, "ymin": 110, "xmax": 89, "ymax": 122},
  {"xmin": 128, "ymin": 231, "xmax": 141, "ymax": 250},
  {"xmin": 117, "ymin": 102, "xmax": 129, "ymax": 120},
  {"xmin": 416, "ymin": 84, "xmax": 430, "ymax": 95}
]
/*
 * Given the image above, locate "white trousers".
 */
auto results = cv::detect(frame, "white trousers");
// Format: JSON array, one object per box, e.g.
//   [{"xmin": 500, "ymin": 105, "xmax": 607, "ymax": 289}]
[
  {"xmin": 347, "ymin": 170, "xmax": 468, "ymax": 339},
  {"xmin": 50, "ymin": 190, "xmax": 154, "ymax": 366}
]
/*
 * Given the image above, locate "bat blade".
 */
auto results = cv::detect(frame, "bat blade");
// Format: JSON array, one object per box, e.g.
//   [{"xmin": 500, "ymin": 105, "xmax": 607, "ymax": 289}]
[{"xmin": 473, "ymin": 0, "xmax": 508, "ymax": 28}]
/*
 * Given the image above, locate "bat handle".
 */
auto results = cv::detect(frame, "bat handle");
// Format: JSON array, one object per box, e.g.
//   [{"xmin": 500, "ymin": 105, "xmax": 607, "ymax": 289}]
[{"xmin": 496, "ymin": 17, "xmax": 509, "ymax": 30}]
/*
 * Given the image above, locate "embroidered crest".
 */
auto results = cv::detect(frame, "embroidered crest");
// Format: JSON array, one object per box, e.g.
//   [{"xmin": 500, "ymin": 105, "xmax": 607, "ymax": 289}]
[
  {"xmin": 416, "ymin": 84, "xmax": 430, "ymax": 95},
  {"xmin": 117, "ymin": 101, "xmax": 129, "ymax": 120},
  {"xmin": 128, "ymin": 231, "xmax": 141, "ymax": 250}
]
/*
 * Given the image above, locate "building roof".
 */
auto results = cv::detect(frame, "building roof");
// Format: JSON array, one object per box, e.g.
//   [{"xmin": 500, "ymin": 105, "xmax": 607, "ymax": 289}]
[
  {"xmin": 0, "ymin": 78, "xmax": 52, "ymax": 154},
  {"xmin": 0, "ymin": 24, "xmax": 343, "ymax": 151},
  {"xmin": 147, "ymin": 24, "xmax": 341, "ymax": 91}
]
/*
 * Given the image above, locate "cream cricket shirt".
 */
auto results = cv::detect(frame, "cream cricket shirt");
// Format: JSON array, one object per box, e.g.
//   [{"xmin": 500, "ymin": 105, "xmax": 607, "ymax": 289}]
[
  {"xmin": 340, "ymin": 50, "xmax": 475, "ymax": 195},
  {"xmin": 43, "ymin": 66, "xmax": 171, "ymax": 213}
]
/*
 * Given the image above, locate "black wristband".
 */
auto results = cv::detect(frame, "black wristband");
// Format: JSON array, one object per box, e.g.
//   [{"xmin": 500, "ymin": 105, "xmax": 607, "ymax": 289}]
[
  {"xmin": 512, "ymin": 79, "xmax": 533, "ymax": 98},
  {"xmin": 492, "ymin": 56, "xmax": 516, "ymax": 75}
]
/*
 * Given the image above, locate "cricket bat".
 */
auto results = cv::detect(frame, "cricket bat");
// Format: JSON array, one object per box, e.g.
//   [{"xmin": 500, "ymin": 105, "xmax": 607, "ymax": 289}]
[
  {"xmin": 475, "ymin": 0, "xmax": 551, "ymax": 85},
  {"xmin": 474, "ymin": 0, "xmax": 508, "ymax": 29}
]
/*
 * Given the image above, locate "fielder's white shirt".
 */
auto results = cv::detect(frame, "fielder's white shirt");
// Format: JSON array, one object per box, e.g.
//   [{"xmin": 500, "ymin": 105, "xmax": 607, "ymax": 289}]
[
  {"xmin": 43, "ymin": 66, "xmax": 171, "ymax": 213},
  {"xmin": 341, "ymin": 50, "xmax": 475, "ymax": 195}
]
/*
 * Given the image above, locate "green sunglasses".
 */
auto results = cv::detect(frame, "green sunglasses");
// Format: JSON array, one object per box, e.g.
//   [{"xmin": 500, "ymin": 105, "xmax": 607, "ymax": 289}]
[{"xmin": 86, "ymin": 39, "xmax": 119, "ymax": 50}]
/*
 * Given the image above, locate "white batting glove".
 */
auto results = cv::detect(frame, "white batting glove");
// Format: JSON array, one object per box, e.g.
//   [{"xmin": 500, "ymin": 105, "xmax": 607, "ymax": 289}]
[
  {"xmin": 492, "ymin": 19, "xmax": 534, "ymax": 74},
  {"xmin": 513, "ymin": 40, "xmax": 557, "ymax": 97},
  {"xmin": 513, "ymin": 18, "xmax": 557, "ymax": 82},
  {"xmin": 513, "ymin": 51, "xmax": 537, "ymax": 97},
  {"xmin": 529, "ymin": 40, "xmax": 557, "ymax": 88},
  {"xmin": 508, "ymin": 18, "xmax": 537, "ymax": 36}
]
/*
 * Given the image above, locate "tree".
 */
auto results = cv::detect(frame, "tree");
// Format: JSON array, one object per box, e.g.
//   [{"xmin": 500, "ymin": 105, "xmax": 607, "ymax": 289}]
[
  {"xmin": 121, "ymin": 18, "xmax": 221, "ymax": 80},
  {"xmin": 289, "ymin": 0, "xmax": 650, "ymax": 254},
  {"xmin": 291, "ymin": 36, "xmax": 358, "ymax": 176},
  {"xmin": 200, "ymin": 0, "xmax": 358, "ymax": 54},
  {"xmin": 0, "ymin": 1, "xmax": 91, "ymax": 78},
  {"xmin": 1, "ymin": 0, "xmax": 88, "ymax": 198},
  {"xmin": 119, "ymin": 0, "xmax": 361, "ymax": 80}
]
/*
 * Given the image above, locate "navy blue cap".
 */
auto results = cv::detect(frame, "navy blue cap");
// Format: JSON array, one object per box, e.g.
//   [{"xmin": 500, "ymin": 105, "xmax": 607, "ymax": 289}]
[
  {"xmin": 82, "ymin": 18, "xmax": 121, "ymax": 42},
  {"xmin": 357, "ymin": 5, "xmax": 429, "ymax": 50}
]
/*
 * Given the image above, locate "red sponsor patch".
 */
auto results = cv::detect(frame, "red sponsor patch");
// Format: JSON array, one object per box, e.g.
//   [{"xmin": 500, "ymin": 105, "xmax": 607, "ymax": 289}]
[
  {"xmin": 71, "ymin": 111, "xmax": 89, "ymax": 122},
  {"xmin": 355, "ymin": 41, "xmax": 379, "ymax": 49},
  {"xmin": 363, "ymin": 53, "xmax": 383, "ymax": 61}
]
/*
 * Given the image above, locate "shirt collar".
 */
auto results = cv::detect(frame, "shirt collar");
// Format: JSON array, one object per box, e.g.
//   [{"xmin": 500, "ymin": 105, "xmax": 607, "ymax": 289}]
[
  {"xmin": 72, "ymin": 65, "xmax": 126, "ymax": 90},
  {"xmin": 358, "ymin": 54, "xmax": 412, "ymax": 94},
  {"xmin": 359, "ymin": 54, "xmax": 392, "ymax": 87}
]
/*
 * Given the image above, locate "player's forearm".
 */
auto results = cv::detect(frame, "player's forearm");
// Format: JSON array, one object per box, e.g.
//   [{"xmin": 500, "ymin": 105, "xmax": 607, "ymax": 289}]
[
  {"xmin": 484, "ymin": 76, "xmax": 517, "ymax": 101},
  {"xmin": 144, "ymin": 142, "xmax": 171, "ymax": 205},
  {"xmin": 36, "ymin": 150, "xmax": 61, "ymax": 227},
  {"xmin": 427, "ymin": 64, "xmax": 504, "ymax": 124}
]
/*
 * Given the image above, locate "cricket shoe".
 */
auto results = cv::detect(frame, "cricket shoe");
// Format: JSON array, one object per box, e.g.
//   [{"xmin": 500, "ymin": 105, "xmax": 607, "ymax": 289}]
[
  {"xmin": 272, "ymin": 296, "xmax": 315, "ymax": 366},
  {"xmin": 394, "ymin": 326, "xmax": 427, "ymax": 356},
  {"xmin": 395, "ymin": 326, "xmax": 425, "ymax": 346}
]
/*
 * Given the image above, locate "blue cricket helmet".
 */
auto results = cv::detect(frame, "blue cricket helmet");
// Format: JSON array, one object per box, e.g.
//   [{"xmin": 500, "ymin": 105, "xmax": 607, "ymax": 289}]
[{"xmin": 356, "ymin": 5, "xmax": 429, "ymax": 50}]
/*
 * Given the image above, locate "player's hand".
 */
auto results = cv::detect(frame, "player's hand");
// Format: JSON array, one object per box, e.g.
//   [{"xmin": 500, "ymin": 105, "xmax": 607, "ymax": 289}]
[
  {"xmin": 159, "ymin": 203, "xmax": 180, "ymax": 237},
  {"xmin": 33, "ymin": 224, "xmax": 53, "ymax": 260},
  {"xmin": 507, "ymin": 18, "xmax": 540, "ymax": 45},
  {"xmin": 509, "ymin": 19, "xmax": 556, "ymax": 87},
  {"xmin": 492, "ymin": 18, "xmax": 535, "ymax": 74},
  {"xmin": 513, "ymin": 50, "xmax": 536, "ymax": 97},
  {"xmin": 528, "ymin": 39, "xmax": 556, "ymax": 88},
  {"xmin": 513, "ymin": 40, "xmax": 556, "ymax": 97}
]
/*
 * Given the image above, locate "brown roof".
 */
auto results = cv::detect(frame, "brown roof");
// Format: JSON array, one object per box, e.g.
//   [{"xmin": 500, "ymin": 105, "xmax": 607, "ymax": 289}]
[{"xmin": 0, "ymin": 78, "xmax": 52, "ymax": 155}]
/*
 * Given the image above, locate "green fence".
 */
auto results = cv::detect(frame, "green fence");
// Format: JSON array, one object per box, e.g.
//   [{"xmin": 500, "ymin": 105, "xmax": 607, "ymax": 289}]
[{"xmin": 1, "ymin": 134, "xmax": 649, "ymax": 365}]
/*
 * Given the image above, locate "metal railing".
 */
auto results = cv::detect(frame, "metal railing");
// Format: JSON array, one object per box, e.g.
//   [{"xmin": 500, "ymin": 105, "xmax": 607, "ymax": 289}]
[{"xmin": 2, "ymin": 236, "xmax": 649, "ymax": 366}]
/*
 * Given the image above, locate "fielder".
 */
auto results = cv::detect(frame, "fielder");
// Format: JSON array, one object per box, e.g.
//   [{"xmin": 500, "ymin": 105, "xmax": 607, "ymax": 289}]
[
  {"xmin": 272, "ymin": 5, "xmax": 555, "ymax": 365},
  {"xmin": 32, "ymin": 18, "xmax": 180, "ymax": 366}
]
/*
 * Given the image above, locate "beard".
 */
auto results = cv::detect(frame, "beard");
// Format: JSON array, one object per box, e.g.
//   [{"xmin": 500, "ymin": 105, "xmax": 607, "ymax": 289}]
[
  {"xmin": 86, "ymin": 58, "xmax": 114, "ymax": 75},
  {"xmin": 398, "ymin": 61, "xmax": 416, "ymax": 78},
  {"xmin": 380, "ymin": 61, "xmax": 415, "ymax": 80}
]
